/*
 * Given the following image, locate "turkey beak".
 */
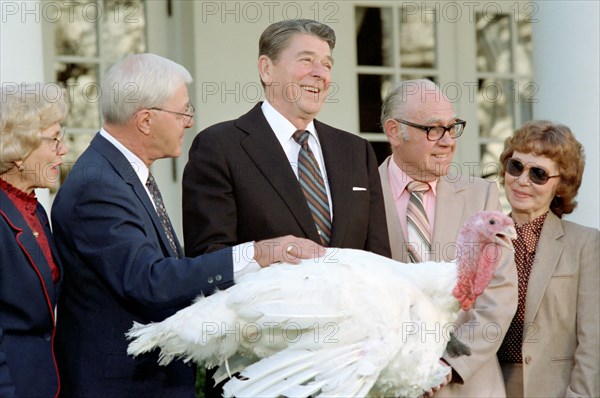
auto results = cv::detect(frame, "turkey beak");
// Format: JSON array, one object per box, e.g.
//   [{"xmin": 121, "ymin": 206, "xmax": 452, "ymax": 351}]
[{"xmin": 495, "ymin": 226, "xmax": 517, "ymax": 249}]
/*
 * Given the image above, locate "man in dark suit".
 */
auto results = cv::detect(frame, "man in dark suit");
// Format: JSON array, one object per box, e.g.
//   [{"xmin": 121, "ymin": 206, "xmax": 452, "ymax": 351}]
[
  {"xmin": 51, "ymin": 53, "xmax": 323, "ymax": 398},
  {"xmin": 182, "ymin": 19, "xmax": 390, "ymax": 395},
  {"xmin": 182, "ymin": 19, "xmax": 390, "ymax": 260}
]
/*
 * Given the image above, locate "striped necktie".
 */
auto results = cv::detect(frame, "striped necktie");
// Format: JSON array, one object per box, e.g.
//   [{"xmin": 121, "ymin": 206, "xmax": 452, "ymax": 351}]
[
  {"xmin": 293, "ymin": 130, "xmax": 331, "ymax": 246},
  {"xmin": 406, "ymin": 181, "xmax": 431, "ymax": 263},
  {"xmin": 146, "ymin": 173, "xmax": 180, "ymax": 258}
]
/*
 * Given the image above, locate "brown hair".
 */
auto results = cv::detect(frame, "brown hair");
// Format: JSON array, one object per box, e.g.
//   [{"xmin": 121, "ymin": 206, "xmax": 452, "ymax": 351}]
[{"xmin": 499, "ymin": 120, "xmax": 585, "ymax": 217}]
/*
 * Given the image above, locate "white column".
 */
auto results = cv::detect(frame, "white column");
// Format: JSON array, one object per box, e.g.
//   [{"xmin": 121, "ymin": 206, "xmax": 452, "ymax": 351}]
[
  {"xmin": 1, "ymin": 0, "xmax": 51, "ymax": 210},
  {"xmin": 532, "ymin": 1, "xmax": 600, "ymax": 229}
]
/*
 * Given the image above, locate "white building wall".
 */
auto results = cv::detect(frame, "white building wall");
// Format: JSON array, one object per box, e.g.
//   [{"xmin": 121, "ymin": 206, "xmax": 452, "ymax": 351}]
[
  {"xmin": 533, "ymin": 1, "xmax": 600, "ymax": 229},
  {"xmin": 0, "ymin": 0, "xmax": 51, "ymax": 210}
]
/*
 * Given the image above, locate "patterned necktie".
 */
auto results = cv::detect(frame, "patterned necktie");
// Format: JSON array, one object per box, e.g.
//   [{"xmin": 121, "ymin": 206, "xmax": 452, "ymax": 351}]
[
  {"xmin": 293, "ymin": 130, "xmax": 331, "ymax": 246},
  {"xmin": 146, "ymin": 173, "xmax": 180, "ymax": 258},
  {"xmin": 406, "ymin": 181, "xmax": 431, "ymax": 263}
]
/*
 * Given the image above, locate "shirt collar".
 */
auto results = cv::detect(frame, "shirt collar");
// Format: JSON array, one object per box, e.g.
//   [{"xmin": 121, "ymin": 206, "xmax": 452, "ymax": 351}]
[
  {"xmin": 512, "ymin": 211, "xmax": 548, "ymax": 253},
  {"xmin": 100, "ymin": 128, "xmax": 149, "ymax": 186},
  {"xmin": 261, "ymin": 100, "xmax": 317, "ymax": 145},
  {"xmin": 387, "ymin": 157, "xmax": 438, "ymax": 199}
]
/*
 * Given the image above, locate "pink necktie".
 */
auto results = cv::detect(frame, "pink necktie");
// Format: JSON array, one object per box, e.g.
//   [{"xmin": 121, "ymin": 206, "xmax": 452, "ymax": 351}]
[{"xmin": 406, "ymin": 181, "xmax": 431, "ymax": 262}]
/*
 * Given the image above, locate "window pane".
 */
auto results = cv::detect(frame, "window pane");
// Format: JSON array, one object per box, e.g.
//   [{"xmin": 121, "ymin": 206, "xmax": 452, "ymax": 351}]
[
  {"xmin": 358, "ymin": 74, "xmax": 392, "ymax": 133},
  {"xmin": 480, "ymin": 142, "xmax": 510, "ymax": 212},
  {"xmin": 56, "ymin": 63, "xmax": 100, "ymax": 129},
  {"xmin": 478, "ymin": 79, "xmax": 514, "ymax": 139},
  {"xmin": 399, "ymin": 6, "xmax": 436, "ymax": 68},
  {"xmin": 370, "ymin": 141, "xmax": 392, "ymax": 166},
  {"xmin": 54, "ymin": 0, "xmax": 98, "ymax": 57},
  {"xmin": 480, "ymin": 142, "xmax": 503, "ymax": 178},
  {"xmin": 515, "ymin": 20, "xmax": 532, "ymax": 75},
  {"xmin": 356, "ymin": 7, "xmax": 393, "ymax": 66},
  {"xmin": 476, "ymin": 13, "xmax": 511, "ymax": 73},
  {"xmin": 102, "ymin": 0, "xmax": 146, "ymax": 67}
]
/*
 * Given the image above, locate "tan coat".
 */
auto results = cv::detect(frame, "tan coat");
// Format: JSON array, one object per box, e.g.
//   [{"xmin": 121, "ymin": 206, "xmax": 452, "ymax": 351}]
[
  {"xmin": 379, "ymin": 156, "xmax": 518, "ymax": 397},
  {"xmin": 511, "ymin": 212, "xmax": 599, "ymax": 397}
]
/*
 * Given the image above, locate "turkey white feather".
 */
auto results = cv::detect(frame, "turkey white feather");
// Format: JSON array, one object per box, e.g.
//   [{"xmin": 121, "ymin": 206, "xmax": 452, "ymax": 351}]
[{"xmin": 127, "ymin": 211, "xmax": 515, "ymax": 397}]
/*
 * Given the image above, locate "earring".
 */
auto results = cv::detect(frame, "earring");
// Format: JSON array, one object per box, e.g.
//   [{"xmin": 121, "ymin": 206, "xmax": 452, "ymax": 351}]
[{"xmin": 16, "ymin": 163, "xmax": 25, "ymax": 172}]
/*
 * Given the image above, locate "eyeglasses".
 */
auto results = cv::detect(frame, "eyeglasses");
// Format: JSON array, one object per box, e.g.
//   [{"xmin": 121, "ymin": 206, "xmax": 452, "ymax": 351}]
[
  {"xmin": 149, "ymin": 103, "xmax": 195, "ymax": 126},
  {"xmin": 505, "ymin": 158, "xmax": 560, "ymax": 185},
  {"xmin": 40, "ymin": 127, "xmax": 66, "ymax": 152},
  {"xmin": 395, "ymin": 119, "xmax": 466, "ymax": 141}
]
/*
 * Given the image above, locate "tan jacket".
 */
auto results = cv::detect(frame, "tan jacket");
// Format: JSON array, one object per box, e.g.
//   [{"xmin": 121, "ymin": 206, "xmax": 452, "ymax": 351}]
[
  {"xmin": 379, "ymin": 156, "xmax": 518, "ymax": 397},
  {"xmin": 515, "ymin": 212, "xmax": 599, "ymax": 397}
]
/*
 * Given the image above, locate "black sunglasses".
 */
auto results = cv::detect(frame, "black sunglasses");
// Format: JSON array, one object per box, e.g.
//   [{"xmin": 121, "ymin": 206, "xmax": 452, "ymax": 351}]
[{"xmin": 505, "ymin": 158, "xmax": 560, "ymax": 185}]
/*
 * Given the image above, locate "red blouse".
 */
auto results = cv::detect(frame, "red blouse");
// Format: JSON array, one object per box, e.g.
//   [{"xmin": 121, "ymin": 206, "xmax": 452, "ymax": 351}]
[{"xmin": 0, "ymin": 179, "xmax": 60, "ymax": 284}]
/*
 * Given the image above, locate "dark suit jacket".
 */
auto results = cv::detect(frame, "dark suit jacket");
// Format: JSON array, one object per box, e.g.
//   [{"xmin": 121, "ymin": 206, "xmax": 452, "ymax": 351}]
[
  {"xmin": 0, "ymin": 329, "xmax": 16, "ymax": 398},
  {"xmin": 51, "ymin": 133, "xmax": 235, "ymax": 397},
  {"xmin": 182, "ymin": 102, "xmax": 390, "ymax": 258},
  {"xmin": 1, "ymin": 189, "xmax": 62, "ymax": 398}
]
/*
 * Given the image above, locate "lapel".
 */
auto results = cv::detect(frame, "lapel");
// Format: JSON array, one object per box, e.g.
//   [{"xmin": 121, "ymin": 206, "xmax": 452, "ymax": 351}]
[
  {"xmin": 524, "ymin": 212, "xmax": 564, "ymax": 323},
  {"xmin": 316, "ymin": 120, "xmax": 353, "ymax": 246},
  {"xmin": 236, "ymin": 104, "xmax": 320, "ymax": 242},
  {"xmin": 432, "ymin": 178, "xmax": 467, "ymax": 261},
  {"xmin": 0, "ymin": 190, "xmax": 58, "ymax": 305},
  {"xmin": 378, "ymin": 157, "xmax": 408, "ymax": 261},
  {"xmin": 90, "ymin": 134, "xmax": 182, "ymax": 258}
]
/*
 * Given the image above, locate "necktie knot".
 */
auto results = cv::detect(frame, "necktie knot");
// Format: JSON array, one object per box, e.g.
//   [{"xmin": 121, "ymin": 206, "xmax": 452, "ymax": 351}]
[
  {"xmin": 293, "ymin": 130, "xmax": 310, "ymax": 147},
  {"xmin": 407, "ymin": 180, "xmax": 430, "ymax": 194}
]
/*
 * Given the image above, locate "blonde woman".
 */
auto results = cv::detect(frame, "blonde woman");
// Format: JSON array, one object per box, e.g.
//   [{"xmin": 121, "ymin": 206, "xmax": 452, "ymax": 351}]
[{"xmin": 0, "ymin": 83, "xmax": 68, "ymax": 397}]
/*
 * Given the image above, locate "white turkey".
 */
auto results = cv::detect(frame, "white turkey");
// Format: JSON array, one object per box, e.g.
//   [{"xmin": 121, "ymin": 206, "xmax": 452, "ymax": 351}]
[{"xmin": 127, "ymin": 211, "xmax": 515, "ymax": 397}]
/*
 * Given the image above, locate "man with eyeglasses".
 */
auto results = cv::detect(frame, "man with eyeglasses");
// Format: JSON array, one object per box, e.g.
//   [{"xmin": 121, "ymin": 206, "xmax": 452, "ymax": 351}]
[
  {"xmin": 378, "ymin": 79, "xmax": 517, "ymax": 397},
  {"xmin": 50, "ymin": 53, "xmax": 324, "ymax": 398}
]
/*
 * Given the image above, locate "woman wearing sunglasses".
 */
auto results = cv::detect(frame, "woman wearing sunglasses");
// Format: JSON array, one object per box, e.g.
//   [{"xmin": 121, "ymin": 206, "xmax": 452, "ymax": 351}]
[
  {"xmin": 496, "ymin": 120, "xmax": 599, "ymax": 397},
  {"xmin": 0, "ymin": 83, "xmax": 69, "ymax": 397}
]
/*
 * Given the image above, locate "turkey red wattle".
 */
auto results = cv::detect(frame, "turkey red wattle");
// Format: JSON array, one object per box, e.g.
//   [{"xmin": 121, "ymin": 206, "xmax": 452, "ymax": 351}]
[{"xmin": 452, "ymin": 211, "xmax": 516, "ymax": 311}]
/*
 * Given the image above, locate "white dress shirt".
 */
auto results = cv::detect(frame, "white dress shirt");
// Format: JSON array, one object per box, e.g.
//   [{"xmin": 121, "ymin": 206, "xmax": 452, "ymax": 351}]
[{"xmin": 261, "ymin": 100, "xmax": 333, "ymax": 219}]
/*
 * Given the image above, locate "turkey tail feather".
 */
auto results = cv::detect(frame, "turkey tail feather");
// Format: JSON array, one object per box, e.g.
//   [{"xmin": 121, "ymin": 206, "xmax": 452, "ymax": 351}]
[{"xmin": 126, "ymin": 322, "xmax": 161, "ymax": 357}]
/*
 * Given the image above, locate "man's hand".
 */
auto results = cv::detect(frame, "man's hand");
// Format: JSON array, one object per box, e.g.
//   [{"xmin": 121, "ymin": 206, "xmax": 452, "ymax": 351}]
[
  {"xmin": 422, "ymin": 359, "xmax": 452, "ymax": 397},
  {"xmin": 253, "ymin": 235, "xmax": 326, "ymax": 267}
]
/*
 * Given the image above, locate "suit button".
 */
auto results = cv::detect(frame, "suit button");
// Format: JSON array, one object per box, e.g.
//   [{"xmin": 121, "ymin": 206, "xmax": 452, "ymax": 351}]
[
  {"xmin": 524, "ymin": 356, "xmax": 532, "ymax": 364},
  {"xmin": 207, "ymin": 277, "xmax": 214, "ymax": 284},
  {"xmin": 215, "ymin": 274, "xmax": 222, "ymax": 282},
  {"xmin": 44, "ymin": 335, "xmax": 51, "ymax": 342}
]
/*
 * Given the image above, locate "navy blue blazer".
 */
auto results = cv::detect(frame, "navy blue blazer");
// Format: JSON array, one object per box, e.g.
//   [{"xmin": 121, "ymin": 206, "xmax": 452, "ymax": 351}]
[
  {"xmin": 0, "ymin": 189, "xmax": 62, "ymax": 398},
  {"xmin": 51, "ymin": 133, "xmax": 235, "ymax": 397}
]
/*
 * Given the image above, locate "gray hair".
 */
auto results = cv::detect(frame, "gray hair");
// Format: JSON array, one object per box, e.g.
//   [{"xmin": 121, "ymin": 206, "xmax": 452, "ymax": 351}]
[
  {"xmin": 101, "ymin": 53, "xmax": 192, "ymax": 125},
  {"xmin": 380, "ymin": 79, "xmax": 441, "ymax": 134},
  {"xmin": 258, "ymin": 19, "xmax": 336, "ymax": 87},
  {"xmin": 1, "ymin": 83, "xmax": 68, "ymax": 174}
]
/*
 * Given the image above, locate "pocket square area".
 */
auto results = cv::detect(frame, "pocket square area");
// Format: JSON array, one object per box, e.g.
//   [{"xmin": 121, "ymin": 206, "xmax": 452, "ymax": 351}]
[{"xmin": 352, "ymin": 187, "xmax": 367, "ymax": 191}]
